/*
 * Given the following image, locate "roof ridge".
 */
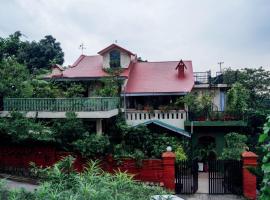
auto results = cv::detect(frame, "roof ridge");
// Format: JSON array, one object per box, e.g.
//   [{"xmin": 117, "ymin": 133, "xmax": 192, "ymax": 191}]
[{"xmin": 141, "ymin": 60, "xmax": 192, "ymax": 63}]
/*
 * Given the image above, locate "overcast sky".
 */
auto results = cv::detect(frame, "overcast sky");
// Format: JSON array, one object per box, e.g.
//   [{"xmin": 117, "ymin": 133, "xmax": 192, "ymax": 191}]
[{"xmin": 1, "ymin": 0, "xmax": 270, "ymax": 73}]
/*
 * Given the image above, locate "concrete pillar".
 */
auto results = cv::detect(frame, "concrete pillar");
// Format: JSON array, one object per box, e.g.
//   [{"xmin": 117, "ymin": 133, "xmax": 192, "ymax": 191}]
[
  {"xmin": 96, "ymin": 119, "xmax": 102, "ymax": 135},
  {"xmin": 242, "ymin": 151, "xmax": 258, "ymax": 200},
  {"xmin": 162, "ymin": 151, "xmax": 176, "ymax": 191}
]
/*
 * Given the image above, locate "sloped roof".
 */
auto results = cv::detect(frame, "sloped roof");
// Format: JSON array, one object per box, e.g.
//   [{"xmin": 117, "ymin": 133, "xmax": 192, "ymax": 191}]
[
  {"xmin": 98, "ymin": 43, "xmax": 135, "ymax": 56},
  {"xmin": 47, "ymin": 55, "xmax": 130, "ymax": 79},
  {"xmin": 124, "ymin": 61, "xmax": 194, "ymax": 95},
  {"xmin": 133, "ymin": 120, "xmax": 191, "ymax": 138}
]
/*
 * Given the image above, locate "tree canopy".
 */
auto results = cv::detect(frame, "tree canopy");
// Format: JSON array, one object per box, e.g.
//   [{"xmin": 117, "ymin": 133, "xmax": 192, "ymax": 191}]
[{"xmin": 0, "ymin": 31, "xmax": 64, "ymax": 72}]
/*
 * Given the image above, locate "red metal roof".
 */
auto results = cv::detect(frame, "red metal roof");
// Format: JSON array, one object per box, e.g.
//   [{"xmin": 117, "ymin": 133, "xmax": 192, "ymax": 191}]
[
  {"xmin": 124, "ymin": 61, "xmax": 194, "ymax": 94},
  {"xmin": 98, "ymin": 43, "xmax": 135, "ymax": 56},
  {"xmin": 48, "ymin": 55, "xmax": 130, "ymax": 79},
  {"xmin": 48, "ymin": 51, "xmax": 194, "ymax": 94}
]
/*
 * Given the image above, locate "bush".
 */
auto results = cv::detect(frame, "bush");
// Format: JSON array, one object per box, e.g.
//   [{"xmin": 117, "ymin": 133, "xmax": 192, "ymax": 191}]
[
  {"xmin": 175, "ymin": 146, "xmax": 187, "ymax": 163},
  {"xmin": 73, "ymin": 133, "xmax": 110, "ymax": 158},
  {"xmin": 258, "ymin": 116, "xmax": 270, "ymax": 199},
  {"xmin": 7, "ymin": 157, "xmax": 169, "ymax": 200},
  {"xmin": 220, "ymin": 132, "xmax": 248, "ymax": 160}
]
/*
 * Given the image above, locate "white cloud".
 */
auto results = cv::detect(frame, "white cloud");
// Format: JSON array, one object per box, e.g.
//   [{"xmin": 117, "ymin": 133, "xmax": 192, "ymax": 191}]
[{"xmin": 0, "ymin": 0, "xmax": 270, "ymax": 72}]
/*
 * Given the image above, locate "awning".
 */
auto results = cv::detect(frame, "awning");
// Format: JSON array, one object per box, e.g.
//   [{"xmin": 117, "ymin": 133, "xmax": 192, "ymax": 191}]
[{"xmin": 133, "ymin": 120, "xmax": 191, "ymax": 138}]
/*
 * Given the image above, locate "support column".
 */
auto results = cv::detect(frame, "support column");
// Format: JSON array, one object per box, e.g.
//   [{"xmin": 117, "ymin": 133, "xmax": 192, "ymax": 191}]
[
  {"xmin": 162, "ymin": 150, "xmax": 176, "ymax": 191},
  {"xmin": 96, "ymin": 119, "xmax": 102, "ymax": 135},
  {"xmin": 242, "ymin": 151, "xmax": 258, "ymax": 200}
]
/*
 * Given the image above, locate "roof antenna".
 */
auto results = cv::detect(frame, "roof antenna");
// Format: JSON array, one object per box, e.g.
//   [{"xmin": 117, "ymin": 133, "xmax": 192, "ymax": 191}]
[
  {"xmin": 79, "ymin": 43, "xmax": 86, "ymax": 54},
  {"xmin": 218, "ymin": 61, "xmax": 224, "ymax": 72}
]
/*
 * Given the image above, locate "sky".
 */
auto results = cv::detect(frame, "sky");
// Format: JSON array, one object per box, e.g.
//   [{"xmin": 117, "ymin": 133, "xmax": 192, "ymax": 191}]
[{"xmin": 1, "ymin": 0, "xmax": 270, "ymax": 73}]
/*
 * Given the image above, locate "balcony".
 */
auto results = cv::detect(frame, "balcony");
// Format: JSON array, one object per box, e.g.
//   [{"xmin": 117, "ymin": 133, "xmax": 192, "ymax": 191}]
[
  {"xmin": 1, "ymin": 97, "xmax": 120, "ymax": 118},
  {"xmin": 185, "ymin": 111, "xmax": 247, "ymax": 127},
  {"xmin": 126, "ymin": 109, "xmax": 187, "ymax": 129}
]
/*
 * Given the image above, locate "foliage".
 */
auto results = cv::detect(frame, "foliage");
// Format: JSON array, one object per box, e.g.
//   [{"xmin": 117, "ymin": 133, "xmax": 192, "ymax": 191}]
[
  {"xmin": 223, "ymin": 67, "xmax": 270, "ymax": 111},
  {"xmin": 93, "ymin": 77, "xmax": 120, "ymax": 97},
  {"xmin": 258, "ymin": 116, "xmax": 270, "ymax": 200},
  {"xmin": 113, "ymin": 121, "xmax": 189, "ymax": 159},
  {"xmin": 193, "ymin": 143, "xmax": 216, "ymax": 161},
  {"xmin": 63, "ymin": 83, "xmax": 85, "ymax": 97},
  {"xmin": 175, "ymin": 146, "xmax": 187, "ymax": 163},
  {"xmin": 0, "ymin": 112, "xmax": 55, "ymax": 142},
  {"xmin": 220, "ymin": 132, "xmax": 248, "ymax": 160},
  {"xmin": 0, "ymin": 58, "xmax": 32, "ymax": 97},
  {"xmin": 0, "ymin": 32, "xmax": 64, "ymax": 72},
  {"xmin": 73, "ymin": 133, "xmax": 110, "ymax": 158},
  {"xmin": 6, "ymin": 157, "xmax": 169, "ymax": 200},
  {"xmin": 198, "ymin": 93, "xmax": 213, "ymax": 119},
  {"xmin": 52, "ymin": 112, "xmax": 88, "ymax": 150},
  {"xmin": 226, "ymin": 82, "xmax": 249, "ymax": 116}
]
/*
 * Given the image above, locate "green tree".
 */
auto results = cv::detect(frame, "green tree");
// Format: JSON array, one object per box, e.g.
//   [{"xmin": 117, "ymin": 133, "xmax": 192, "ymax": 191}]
[
  {"xmin": 0, "ymin": 58, "xmax": 32, "ymax": 97},
  {"xmin": 52, "ymin": 112, "xmax": 88, "ymax": 150},
  {"xmin": 0, "ymin": 31, "xmax": 23, "ymax": 60},
  {"xmin": 226, "ymin": 82, "xmax": 249, "ymax": 116},
  {"xmin": 220, "ymin": 132, "xmax": 248, "ymax": 160},
  {"xmin": 0, "ymin": 31, "xmax": 64, "ymax": 72},
  {"xmin": 18, "ymin": 35, "xmax": 64, "ymax": 72}
]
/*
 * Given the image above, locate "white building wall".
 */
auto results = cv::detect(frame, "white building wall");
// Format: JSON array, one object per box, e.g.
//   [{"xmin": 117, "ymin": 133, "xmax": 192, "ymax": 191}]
[
  {"xmin": 126, "ymin": 110, "xmax": 187, "ymax": 129},
  {"xmin": 102, "ymin": 49, "xmax": 130, "ymax": 69},
  {"xmin": 120, "ymin": 51, "xmax": 130, "ymax": 68}
]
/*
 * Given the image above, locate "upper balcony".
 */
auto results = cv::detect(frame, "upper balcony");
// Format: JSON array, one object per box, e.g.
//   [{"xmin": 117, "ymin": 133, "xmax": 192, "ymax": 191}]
[
  {"xmin": 0, "ymin": 97, "xmax": 120, "ymax": 118},
  {"xmin": 185, "ymin": 111, "xmax": 247, "ymax": 127},
  {"xmin": 194, "ymin": 71, "xmax": 224, "ymax": 85}
]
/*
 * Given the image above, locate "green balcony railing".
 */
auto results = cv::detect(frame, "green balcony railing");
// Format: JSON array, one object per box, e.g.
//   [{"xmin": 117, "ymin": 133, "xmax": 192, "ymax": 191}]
[{"xmin": 3, "ymin": 97, "xmax": 120, "ymax": 112}]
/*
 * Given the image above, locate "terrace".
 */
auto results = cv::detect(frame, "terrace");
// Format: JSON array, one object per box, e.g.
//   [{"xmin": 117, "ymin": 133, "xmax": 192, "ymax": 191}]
[
  {"xmin": 185, "ymin": 111, "xmax": 247, "ymax": 127},
  {"xmin": 0, "ymin": 97, "xmax": 120, "ymax": 118}
]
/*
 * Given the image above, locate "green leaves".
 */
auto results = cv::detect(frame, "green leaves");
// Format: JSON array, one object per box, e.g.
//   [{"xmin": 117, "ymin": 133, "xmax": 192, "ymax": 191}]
[
  {"xmin": 220, "ymin": 132, "xmax": 248, "ymax": 160},
  {"xmin": 73, "ymin": 134, "xmax": 110, "ymax": 158},
  {"xmin": 259, "ymin": 116, "xmax": 270, "ymax": 199},
  {"xmin": 226, "ymin": 82, "xmax": 249, "ymax": 116},
  {"xmin": 5, "ymin": 158, "xmax": 168, "ymax": 200}
]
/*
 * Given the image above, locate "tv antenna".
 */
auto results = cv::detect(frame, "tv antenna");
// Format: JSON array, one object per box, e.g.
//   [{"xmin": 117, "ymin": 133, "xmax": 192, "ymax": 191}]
[
  {"xmin": 79, "ymin": 43, "xmax": 86, "ymax": 54},
  {"xmin": 218, "ymin": 62, "xmax": 224, "ymax": 72}
]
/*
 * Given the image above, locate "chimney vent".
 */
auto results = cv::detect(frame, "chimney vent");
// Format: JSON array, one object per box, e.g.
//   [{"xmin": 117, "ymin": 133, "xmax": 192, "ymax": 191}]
[{"xmin": 175, "ymin": 60, "xmax": 187, "ymax": 78}]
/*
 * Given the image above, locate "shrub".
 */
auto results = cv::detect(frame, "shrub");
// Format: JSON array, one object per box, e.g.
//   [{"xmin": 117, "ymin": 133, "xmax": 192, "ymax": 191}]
[
  {"xmin": 258, "ymin": 116, "xmax": 270, "ymax": 199},
  {"xmin": 175, "ymin": 146, "xmax": 187, "ymax": 163},
  {"xmin": 8, "ymin": 157, "xmax": 169, "ymax": 200},
  {"xmin": 73, "ymin": 133, "xmax": 110, "ymax": 158},
  {"xmin": 220, "ymin": 132, "xmax": 248, "ymax": 160}
]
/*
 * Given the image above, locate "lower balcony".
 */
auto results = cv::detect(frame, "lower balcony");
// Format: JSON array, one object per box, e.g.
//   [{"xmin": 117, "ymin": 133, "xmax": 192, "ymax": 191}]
[
  {"xmin": 0, "ymin": 97, "xmax": 120, "ymax": 118},
  {"xmin": 126, "ymin": 109, "xmax": 187, "ymax": 129}
]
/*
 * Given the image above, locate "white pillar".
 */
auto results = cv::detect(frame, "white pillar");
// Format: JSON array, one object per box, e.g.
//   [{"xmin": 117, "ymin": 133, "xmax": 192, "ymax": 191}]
[{"xmin": 96, "ymin": 119, "xmax": 103, "ymax": 135}]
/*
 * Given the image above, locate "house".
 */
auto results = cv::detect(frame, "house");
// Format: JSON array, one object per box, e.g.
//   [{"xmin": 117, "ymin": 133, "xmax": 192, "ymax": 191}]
[{"xmin": 0, "ymin": 43, "xmax": 247, "ymax": 156}]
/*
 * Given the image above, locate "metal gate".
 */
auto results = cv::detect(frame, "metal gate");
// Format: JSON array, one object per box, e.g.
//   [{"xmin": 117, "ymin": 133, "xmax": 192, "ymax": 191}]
[
  {"xmin": 175, "ymin": 160, "xmax": 198, "ymax": 194},
  {"xmin": 209, "ymin": 160, "xmax": 242, "ymax": 194}
]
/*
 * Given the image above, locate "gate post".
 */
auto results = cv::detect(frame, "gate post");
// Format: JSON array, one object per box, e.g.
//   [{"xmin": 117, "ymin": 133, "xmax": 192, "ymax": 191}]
[
  {"xmin": 162, "ymin": 150, "xmax": 176, "ymax": 191},
  {"xmin": 242, "ymin": 151, "xmax": 258, "ymax": 200}
]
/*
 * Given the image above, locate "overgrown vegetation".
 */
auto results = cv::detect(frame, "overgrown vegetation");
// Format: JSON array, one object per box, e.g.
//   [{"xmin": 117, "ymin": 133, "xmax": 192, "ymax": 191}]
[
  {"xmin": 0, "ymin": 156, "xmax": 169, "ymax": 200},
  {"xmin": 220, "ymin": 132, "xmax": 248, "ymax": 160},
  {"xmin": 258, "ymin": 116, "xmax": 270, "ymax": 200}
]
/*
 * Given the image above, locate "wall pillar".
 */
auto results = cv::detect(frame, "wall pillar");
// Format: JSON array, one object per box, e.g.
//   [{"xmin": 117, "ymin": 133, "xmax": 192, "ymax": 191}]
[
  {"xmin": 242, "ymin": 151, "xmax": 258, "ymax": 200},
  {"xmin": 96, "ymin": 119, "xmax": 102, "ymax": 135},
  {"xmin": 162, "ymin": 151, "xmax": 176, "ymax": 191}
]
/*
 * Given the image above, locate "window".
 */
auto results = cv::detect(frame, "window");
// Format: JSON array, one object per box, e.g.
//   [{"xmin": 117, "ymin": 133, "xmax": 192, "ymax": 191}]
[{"xmin": 109, "ymin": 50, "xmax": 120, "ymax": 68}]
